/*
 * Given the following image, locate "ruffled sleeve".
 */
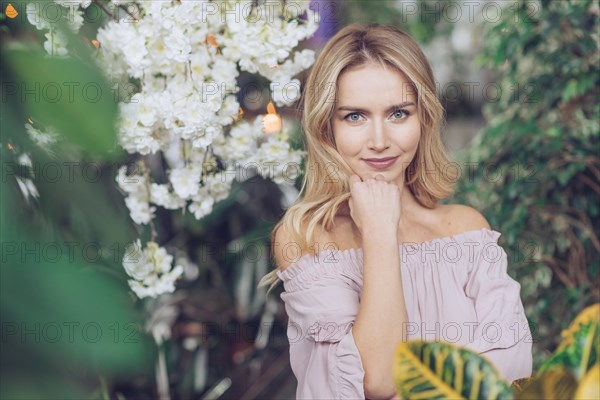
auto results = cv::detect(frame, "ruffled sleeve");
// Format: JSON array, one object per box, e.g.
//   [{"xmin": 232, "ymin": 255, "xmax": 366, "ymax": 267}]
[
  {"xmin": 463, "ymin": 229, "xmax": 533, "ymax": 383},
  {"xmin": 277, "ymin": 250, "xmax": 367, "ymax": 399}
]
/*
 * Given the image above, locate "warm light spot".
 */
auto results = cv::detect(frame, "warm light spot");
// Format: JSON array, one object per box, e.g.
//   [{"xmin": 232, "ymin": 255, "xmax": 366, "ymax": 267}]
[
  {"xmin": 27, "ymin": 117, "xmax": 33, "ymax": 124},
  {"xmin": 7, "ymin": 143, "xmax": 14, "ymax": 150},
  {"xmin": 5, "ymin": 3, "xmax": 18, "ymax": 19},
  {"xmin": 207, "ymin": 34, "xmax": 218, "ymax": 47},
  {"xmin": 263, "ymin": 101, "xmax": 282, "ymax": 134},
  {"xmin": 82, "ymin": 35, "xmax": 100, "ymax": 50}
]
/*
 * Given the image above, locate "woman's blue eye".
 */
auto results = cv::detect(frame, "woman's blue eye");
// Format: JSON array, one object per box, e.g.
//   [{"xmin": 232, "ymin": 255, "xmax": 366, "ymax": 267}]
[
  {"xmin": 393, "ymin": 109, "xmax": 408, "ymax": 119},
  {"xmin": 344, "ymin": 110, "xmax": 409, "ymax": 122},
  {"xmin": 345, "ymin": 113, "xmax": 361, "ymax": 122}
]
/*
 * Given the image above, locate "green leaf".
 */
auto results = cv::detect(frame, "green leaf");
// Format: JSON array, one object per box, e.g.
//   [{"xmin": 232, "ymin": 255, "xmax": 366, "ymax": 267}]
[
  {"xmin": 556, "ymin": 162, "xmax": 586, "ymax": 186},
  {"xmin": 538, "ymin": 304, "xmax": 599, "ymax": 379},
  {"xmin": 2, "ymin": 44, "xmax": 118, "ymax": 156},
  {"xmin": 515, "ymin": 368, "xmax": 578, "ymax": 400},
  {"xmin": 574, "ymin": 364, "xmax": 600, "ymax": 399},
  {"xmin": 563, "ymin": 79, "xmax": 579, "ymax": 102},
  {"xmin": 394, "ymin": 340, "xmax": 514, "ymax": 399}
]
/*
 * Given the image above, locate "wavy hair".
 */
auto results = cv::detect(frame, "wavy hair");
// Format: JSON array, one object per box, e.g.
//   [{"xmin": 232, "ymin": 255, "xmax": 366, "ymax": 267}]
[{"xmin": 258, "ymin": 23, "xmax": 456, "ymax": 294}]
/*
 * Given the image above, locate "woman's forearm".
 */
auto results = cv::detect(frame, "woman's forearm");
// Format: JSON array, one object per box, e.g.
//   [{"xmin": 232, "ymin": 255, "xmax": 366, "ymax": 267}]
[{"xmin": 352, "ymin": 227, "xmax": 408, "ymax": 399}]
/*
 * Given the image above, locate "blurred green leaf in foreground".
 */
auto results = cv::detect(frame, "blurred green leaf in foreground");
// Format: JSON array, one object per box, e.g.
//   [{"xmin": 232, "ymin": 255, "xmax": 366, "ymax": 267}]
[{"xmin": 1, "ymin": 14, "xmax": 154, "ymax": 399}]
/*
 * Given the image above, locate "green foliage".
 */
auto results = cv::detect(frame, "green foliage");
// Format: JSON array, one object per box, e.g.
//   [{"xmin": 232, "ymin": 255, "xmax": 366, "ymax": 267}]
[
  {"xmin": 538, "ymin": 304, "xmax": 599, "ymax": 379},
  {"xmin": 394, "ymin": 340, "xmax": 514, "ymax": 399},
  {"xmin": 2, "ymin": 22, "xmax": 119, "ymax": 157},
  {"xmin": 1, "ymin": 19, "xmax": 154, "ymax": 399},
  {"xmin": 515, "ymin": 304, "xmax": 600, "ymax": 399},
  {"xmin": 451, "ymin": 0, "xmax": 600, "ymax": 368},
  {"xmin": 514, "ymin": 368, "xmax": 578, "ymax": 400},
  {"xmin": 538, "ymin": 322, "xmax": 598, "ymax": 379},
  {"xmin": 394, "ymin": 304, "xmax": 600, "ymax": 400},
  {"xmin": 337, "ymin": 0, "xmax": 452, "ymax": 44}
]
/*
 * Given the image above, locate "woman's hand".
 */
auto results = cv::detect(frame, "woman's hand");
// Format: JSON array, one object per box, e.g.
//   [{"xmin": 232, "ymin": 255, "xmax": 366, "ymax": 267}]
[{"xmin": 348, "ymin": 173, "xmax": 401, "ymax": 236}]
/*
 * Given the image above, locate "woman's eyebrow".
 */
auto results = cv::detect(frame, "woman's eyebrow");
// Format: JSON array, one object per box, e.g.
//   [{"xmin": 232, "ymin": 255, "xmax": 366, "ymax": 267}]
[{"xmin": 335, "ymin": 102, "xmax": 415, "ymax": 113}]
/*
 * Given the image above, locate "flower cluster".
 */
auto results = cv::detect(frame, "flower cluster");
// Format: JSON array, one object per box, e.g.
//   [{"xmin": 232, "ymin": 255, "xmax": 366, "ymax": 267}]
[
  {"xmin": 123, "ymin": 240, "xmax": 184, "ymax": 299},
  {"xmin": 27, "ymin": 0, "xmax": 317, "ymax": 298}
]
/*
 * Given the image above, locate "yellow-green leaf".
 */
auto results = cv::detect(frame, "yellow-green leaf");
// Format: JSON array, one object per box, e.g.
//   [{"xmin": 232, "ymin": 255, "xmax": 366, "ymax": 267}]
[
  {"xmin": 515, "ymin": 368, "xmax": 578, "ymax": 400},
  {"xmin": 558, "ymin": 304, "xmax": 600, "ymax": 352},
  {"xmin": 394, "ymin": 340, "xmax": 514, "ymax": 400},
  {"xmin": 574, "ymin": 363, "xmax": 600, "ymax": 399},
  {"xmin": 538, "ymin": 303, "xmax": 599, "ymax": 379}
]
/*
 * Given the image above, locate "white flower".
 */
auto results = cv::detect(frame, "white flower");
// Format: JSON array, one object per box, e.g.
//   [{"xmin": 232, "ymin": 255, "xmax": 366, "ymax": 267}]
[
  {"xmin": 135, "ymin": 93, "xmax": 158, "ymax": 127},
  {"xmin": 247, "ymin": 135, "xmax": 305, "ymax": 184},
  {"xmin": 192, "ymin": 125, "xmax": 222, "ymax": 149},
  {"xmin": 204, "ymin": 172, "xmax": 234, "ymax": 202},
  {"xmin": 153, "ymin": 265, "xmax": 184, "ymax": 294},
  {"xmin": 115, "ymin": 165, "xmax": 156, "ymax": 225},
  {"xmin": 123, "ymin": 241, "xmax": 185, "ymax": 299},
  {"xmin": 150, "ymin": 183, "xmax": 186, "ymax": 210},
  {"xmin": 217, "ymin": 94, "xmax": 241, "ymax": 125},
  {"xmin": 56, "ymin": 1, "xmax": 92, "ymax": 9},
  {"xmin": 189, "ymin": 47, "xmax": 212, "ymax": 81},
  {"xmin": 65, "ymin": 7, "xmax": 85, "ymax": 32},
  {"xmin": 123, "ymin": 240, "xmax": 153, "ymax": 280},
  {"xmin": 169, "ymin": 165, "xmax": 201, "ymax": 199},
  {"xmin": 209, "ymin": 58, "xmax": 239, "ymax": 87},
  {"xmin": 125, "ymin": 194, "xmax": 155, "ymax": 225},
  {"xmin": 25, "ymin": 124, "xmax": 59, "ymax": 148},
  {"xmin": 95, "ymin": 22, "xmax": 130, "ymax": 80},
  {"xmin": 292, "ymin": 48, "xmax": 316, "ymax": 70},
  {"xmin": 26, "ymin": 3, "xmax": 51, "ymax": 30},
  {"xmin": 147, "ymin": 242, "xmax": 174, "ymax": 274},
  {"xmin": 165, "ymin": 28, "xmax": 191, "ymax": 63},
  {"xmin": 213, "ymin": 117, "xmax": 266, "ymax": 164},
  {"xmin": 44, "ymin": 30, "xmax": 69, "ymax": 57},
  {"xmin": 117, "ymin": 95, "xmax": 167, "ymax": 154},
  {"xmin": 189, "ymin": 188, "xmax": 215, "ymax": 219},
  {"xmin": 271, "ymin": 78, "xmax": 301, "ymax": 107},
  {"xmin": 128, "ymin": 280, "xmax": 155, "ymax": 299},
  {"xmin": 116, "ymin": 166, "xmax": 143, "ymax": 193}
]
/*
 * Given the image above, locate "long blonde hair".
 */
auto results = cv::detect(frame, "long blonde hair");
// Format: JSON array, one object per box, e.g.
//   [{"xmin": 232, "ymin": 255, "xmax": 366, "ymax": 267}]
[{"xmin": 257, "ymin": 23, "xmax": 456, "ymax": 294}]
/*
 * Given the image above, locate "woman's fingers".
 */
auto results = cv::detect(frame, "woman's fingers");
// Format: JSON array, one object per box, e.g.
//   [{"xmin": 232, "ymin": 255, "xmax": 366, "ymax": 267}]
[
  {"xmin": 349, "ymin": 174, "xmax": 362, "ymax": 188},
  {"xmin": 347, "ymin": 172, "xmax": 401, "ymax": 234}
]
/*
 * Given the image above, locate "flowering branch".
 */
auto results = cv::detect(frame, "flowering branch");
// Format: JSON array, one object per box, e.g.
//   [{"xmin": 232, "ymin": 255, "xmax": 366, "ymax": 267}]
[{"xmin": 27, "ymin": 0, "xmax": 319, "ymax": 299}]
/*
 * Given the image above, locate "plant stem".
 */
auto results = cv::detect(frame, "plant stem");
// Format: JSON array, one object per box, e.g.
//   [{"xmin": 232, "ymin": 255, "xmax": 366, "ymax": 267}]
[{"xmin": 92, "ymin": 0, "xmax": 116, "ymax": 21}]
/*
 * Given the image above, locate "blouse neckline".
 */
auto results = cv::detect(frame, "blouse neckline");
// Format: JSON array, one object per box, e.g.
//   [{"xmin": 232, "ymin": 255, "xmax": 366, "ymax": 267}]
[{"xmin": 277, "ymin": 228, "xmax": 501, "ymax": 279}]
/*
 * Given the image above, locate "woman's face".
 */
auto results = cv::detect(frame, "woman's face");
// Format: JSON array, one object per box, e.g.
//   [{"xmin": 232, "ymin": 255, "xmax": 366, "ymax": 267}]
[{"xmin": 331, "ymin": 63, "xmax": 421, "ymax": 187}]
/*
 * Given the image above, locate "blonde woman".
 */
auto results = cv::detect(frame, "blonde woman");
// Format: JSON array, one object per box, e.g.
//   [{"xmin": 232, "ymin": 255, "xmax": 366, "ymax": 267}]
[{"xmin": 258, "ymin": 23, "xmax": 532, "ymax": 399}]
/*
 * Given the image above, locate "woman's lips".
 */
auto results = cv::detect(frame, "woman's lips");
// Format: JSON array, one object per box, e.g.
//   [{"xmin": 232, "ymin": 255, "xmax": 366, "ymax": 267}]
[{"xmin": 362, "ymin": 156, "xmax": 399, "ymax": 170}]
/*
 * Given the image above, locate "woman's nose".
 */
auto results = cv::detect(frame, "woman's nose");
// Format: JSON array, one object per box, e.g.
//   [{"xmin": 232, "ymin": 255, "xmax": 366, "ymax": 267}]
[{"xmin": 368, "ymin": 120, "xmax": 391, "ymax": 150}]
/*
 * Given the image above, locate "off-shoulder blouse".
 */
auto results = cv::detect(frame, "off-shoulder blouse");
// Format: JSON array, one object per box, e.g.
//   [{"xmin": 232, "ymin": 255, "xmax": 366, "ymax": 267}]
[{"xmin": 276, "ymin": 228, "xmax": 533, "ymax": 400}]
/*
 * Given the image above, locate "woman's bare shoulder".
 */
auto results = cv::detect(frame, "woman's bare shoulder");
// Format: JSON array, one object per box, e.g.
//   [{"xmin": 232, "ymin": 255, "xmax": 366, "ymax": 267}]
[
  {"xmin": 272, "ymin": 224, "xmax": 297, "ymax": 272},
  {"xmin": 438, "ymin": 204, "xmax": 491, "ymax": 234},
  {"xmin": 272, "ymin": 215, "xmax": 356, "ymax": 273}
]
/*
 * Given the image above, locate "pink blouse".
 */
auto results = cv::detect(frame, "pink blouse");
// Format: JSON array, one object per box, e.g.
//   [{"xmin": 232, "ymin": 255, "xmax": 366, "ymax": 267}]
[{"xmin": 276, "ymin": 228, "xmax": 533, "ymax": 399}]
